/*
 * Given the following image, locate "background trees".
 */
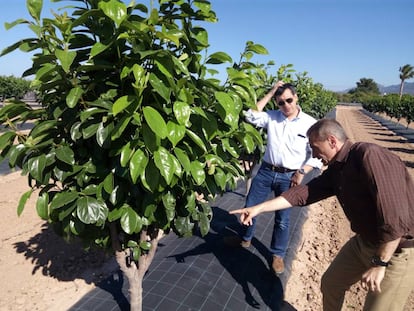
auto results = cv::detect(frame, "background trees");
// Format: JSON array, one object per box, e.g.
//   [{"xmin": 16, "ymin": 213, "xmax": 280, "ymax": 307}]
[{"xmin": 0, "ymin": 75, "xmax": 31, "ymax": 101}]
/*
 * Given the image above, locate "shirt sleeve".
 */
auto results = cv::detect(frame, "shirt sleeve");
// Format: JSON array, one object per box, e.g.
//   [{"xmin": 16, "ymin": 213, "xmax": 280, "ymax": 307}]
[
  {"xmin": 281, "ymin": 169, "xmax": 336, "ymax": 206},
  {"xmin": 244, "ymin": 109, "xmax": 269, "ymax": 128}
]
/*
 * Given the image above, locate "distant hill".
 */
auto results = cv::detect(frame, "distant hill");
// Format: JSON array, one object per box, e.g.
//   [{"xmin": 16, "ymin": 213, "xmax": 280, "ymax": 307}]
[
  {"xmin": 378, "ymin": 82, "xmax": 414, "ymax": 95},
  {"xmin": 339, "ymin": 82, "xmax": 414, "ymax": 95}
]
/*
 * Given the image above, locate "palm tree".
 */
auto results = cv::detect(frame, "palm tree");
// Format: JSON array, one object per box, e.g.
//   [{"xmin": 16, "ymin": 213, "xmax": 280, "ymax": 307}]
[{"xmin": 399, "ymin": 64, "xmax": 414, "ymax": 98}]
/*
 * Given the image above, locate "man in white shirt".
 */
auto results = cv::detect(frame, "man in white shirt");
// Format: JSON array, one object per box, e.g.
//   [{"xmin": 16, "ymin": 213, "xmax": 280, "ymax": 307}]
[{"xmin": 225, "ymin": 81, "xmax": 322, "ymax": 274}]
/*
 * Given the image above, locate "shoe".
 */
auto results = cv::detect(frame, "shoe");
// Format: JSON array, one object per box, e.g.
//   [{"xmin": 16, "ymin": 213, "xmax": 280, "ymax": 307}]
[
  {"xmin": 272, "ymin": 255, "xmax": 285, "ymax": 274},
  {"xmin": 223, "ymin": 235, "xmax": 251, "ymax": 248}
]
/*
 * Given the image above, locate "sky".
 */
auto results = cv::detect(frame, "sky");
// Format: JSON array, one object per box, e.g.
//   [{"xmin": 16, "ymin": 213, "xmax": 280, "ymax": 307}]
[{"xmin": 0, "ymin": 0, "xmax": 413, "ymax": 92}]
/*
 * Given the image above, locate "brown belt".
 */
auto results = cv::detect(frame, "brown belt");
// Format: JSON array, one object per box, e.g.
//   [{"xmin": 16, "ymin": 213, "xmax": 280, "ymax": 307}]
[
  {"xmin": 264, "ymin": 162, "xmax": 296, "ymax": 173},
  {"xmin": 395, "ymin": 236, "xmax": 414, "ymax": 253}
]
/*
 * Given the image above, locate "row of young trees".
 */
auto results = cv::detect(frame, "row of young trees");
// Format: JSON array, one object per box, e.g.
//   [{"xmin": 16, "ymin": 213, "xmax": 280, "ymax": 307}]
[
  {"xmin": 0, "ymin": 0, "xmax": 336, "ymax": 310},
  {"xmin": 362, "ymin": 93, "xmax": 414, "ymax": 127},
  {"xmin": 0, "ymin": 75, "xmax": 32, "ymax": 101}
]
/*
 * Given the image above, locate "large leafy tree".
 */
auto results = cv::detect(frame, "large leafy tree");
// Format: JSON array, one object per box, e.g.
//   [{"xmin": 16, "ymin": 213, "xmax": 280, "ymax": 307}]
[
  {"xmin": 348, "ymin": 77, "xmax": 380, "ymax": 103},
  {"xmin": 399, "ymin": 64, "xmax": 414, "ymax": 98},
  {"xmin": 0, "ymin": 0, "xmax": 268, "ymax": 310}
]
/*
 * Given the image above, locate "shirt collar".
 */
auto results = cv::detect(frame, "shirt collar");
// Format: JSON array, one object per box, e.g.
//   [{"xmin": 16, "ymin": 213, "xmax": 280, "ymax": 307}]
[
  {"xmin": 280, "ymin": 106, "xmax": 302, "ymax": 121},
  {"xmin": 332, "ymin": 139, "xmax": 353, "ymax": 164}
]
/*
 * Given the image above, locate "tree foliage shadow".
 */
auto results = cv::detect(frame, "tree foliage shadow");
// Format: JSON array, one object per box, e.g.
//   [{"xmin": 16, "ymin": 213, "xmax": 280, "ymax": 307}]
[
  {"xmin": 13, "ymin": 223, "xmax": 112, "ymax": 281},
  {"xmin": 13, "ymin": 223, "xmax": 129, "ymax": 310}
]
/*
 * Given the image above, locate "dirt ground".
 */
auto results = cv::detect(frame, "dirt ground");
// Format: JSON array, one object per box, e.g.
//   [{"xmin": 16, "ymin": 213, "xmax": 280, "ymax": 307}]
[{"xmin": 0, "ymin": 105, "xmax": 413, "ymax": 310}]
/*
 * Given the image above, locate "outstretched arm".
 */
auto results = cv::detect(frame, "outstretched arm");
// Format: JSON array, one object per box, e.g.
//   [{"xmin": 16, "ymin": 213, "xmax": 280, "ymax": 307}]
[{"xmin": 229, "ymin": 196, "xmax": 293, "ymax": 225}]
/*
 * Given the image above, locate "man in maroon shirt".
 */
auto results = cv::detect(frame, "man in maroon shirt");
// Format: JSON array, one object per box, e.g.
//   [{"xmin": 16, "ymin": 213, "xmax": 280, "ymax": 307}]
[{"xmin": 230, "ymin": 118, "xmax": 414, "ymax": 310}]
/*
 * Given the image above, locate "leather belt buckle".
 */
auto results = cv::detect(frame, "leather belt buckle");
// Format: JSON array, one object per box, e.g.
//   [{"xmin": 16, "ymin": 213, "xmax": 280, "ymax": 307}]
[{"xmin": 264, "ymin": 162, "xmax": 295, "ymax": 173}]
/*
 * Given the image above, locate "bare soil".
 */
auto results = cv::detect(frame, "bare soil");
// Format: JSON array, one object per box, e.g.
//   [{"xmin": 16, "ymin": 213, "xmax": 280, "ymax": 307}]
[{"xmin": 0, "ymin": 105, "xmax": 413, "ymax": 310}]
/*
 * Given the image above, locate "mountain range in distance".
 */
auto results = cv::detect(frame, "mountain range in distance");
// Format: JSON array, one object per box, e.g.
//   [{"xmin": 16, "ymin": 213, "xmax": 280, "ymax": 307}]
[
  {"xmin": 378, "ymin": 82, "xmax": 414, "ymax": 95},
  {"xmin": 338, "ymin": 82, "xmax": 414, "ymax": 95}
]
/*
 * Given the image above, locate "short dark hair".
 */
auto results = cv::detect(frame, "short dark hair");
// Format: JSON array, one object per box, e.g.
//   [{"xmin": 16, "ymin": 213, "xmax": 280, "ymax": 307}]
[{"xmin": 274, "ymin": 83, "xmax": 297, "ymax": 98}]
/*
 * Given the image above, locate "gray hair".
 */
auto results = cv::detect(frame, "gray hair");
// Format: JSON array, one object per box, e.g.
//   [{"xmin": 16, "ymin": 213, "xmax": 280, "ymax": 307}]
[{"xmin": 307, "ymin": 118, "xmax": 348, "ymax": 142}]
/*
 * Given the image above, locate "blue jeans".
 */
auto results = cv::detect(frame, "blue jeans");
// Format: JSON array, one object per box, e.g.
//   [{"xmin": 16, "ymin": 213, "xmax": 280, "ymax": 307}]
[{"xmin": 242, "ymin": 163, "xmax": 294, "ymax": 258}]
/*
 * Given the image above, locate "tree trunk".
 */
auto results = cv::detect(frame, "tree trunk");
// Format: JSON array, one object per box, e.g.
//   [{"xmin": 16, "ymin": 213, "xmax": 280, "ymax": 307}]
[
  {"xmin": 110, "ymin": 223, "xmax": 164, "ymax": 311},
  {"xmin": 115, "ymin": 251, "xmax": 144, "ymax": 311},
  {"xmin": 399, "ymin": 80, "xmax": 404, "ymax": 98}
]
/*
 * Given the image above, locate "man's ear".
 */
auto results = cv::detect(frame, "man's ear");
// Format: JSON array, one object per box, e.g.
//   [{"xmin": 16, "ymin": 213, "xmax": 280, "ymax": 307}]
[{"xmin": 327, "ymin": 135, "xmax": 337, "ymax": 148}]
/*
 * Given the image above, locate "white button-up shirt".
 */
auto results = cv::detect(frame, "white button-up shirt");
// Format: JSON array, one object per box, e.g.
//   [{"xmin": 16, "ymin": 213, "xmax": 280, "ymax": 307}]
[{"xmin": 245, "ymin": 108, "xmax": 322, "ymax": 170}]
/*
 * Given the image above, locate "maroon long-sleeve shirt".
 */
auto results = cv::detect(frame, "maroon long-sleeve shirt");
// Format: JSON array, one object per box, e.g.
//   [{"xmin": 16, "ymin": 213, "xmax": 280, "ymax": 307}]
[{"xmin": 282, "ymin": 140, "xmax": 414, "ymax": 245}]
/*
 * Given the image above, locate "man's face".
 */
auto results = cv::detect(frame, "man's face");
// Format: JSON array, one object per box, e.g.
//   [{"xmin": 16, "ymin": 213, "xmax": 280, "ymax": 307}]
[
  {"xmin": 275, "ymin": 89, "xmax": 299, "ymax": 118},
  {"xmin": 309, "ymin": 136, "xmax": 337, "ymax": 165}
]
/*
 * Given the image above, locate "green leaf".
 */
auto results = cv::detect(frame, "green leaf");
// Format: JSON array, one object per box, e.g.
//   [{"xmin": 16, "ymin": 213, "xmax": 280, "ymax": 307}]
[
  {"xmin": 113, "ymin": 95, "xmax": 134, "ymax": 116},
  {"xmin": 111, "ymin": 115, "xmax": 131, "ymax": 140},
  {"xmin": 120, "ymin": 142, "xmax": 133, "ymax": 167},
  {"xmin": 143, "ymin": 106, "xmax": 168, "ymax": 139},
  {"xmin": 0, "ymin": 132, "xmax": 16, "ymax": 151},
  {"xmin": 66, "ymin": 86, "xmax": 83, "ymax": 108},
  {"xmin": 139, "ymin": 240, "xmax": 151, "ymax": 251},
  {"xmin": 222, "ymin": 138, "xmax": 239, "ymax": 158},
  {"xmin": 170, "ymin": 154, "xmax": 182, "ymax": 178},
  {"xmin": 214, "ymin": 167, "xmax": 227, "ymax": 190},
  {"xmin": 166, "ymin": 121, "xmax": 185, "ymax": 147},
  {"xmin": 99, "ymin": 0, "xmax": 127, "ymax": 27},
  {"xmin": 142, "ymin": 123, "xmax": 159, "ymax": 152},
  {"xmin": 190, "ymin": 27, "xmax": 208, "ymax": 46},
  {"xmin": 27, "ymin": 0, "xmax": 42, "ymax": 21},
  {"xmin": 17, "ymin": 189, "xmax": 33, "ymax": 216},
  {"xmin": 70, "ymin": 122, "xmax": 82, "ymax": 141},
  {"xmin": 77, "ymin": 196, "xmax": 108, "ymax": 225},
  {"xmin": 190, "ymin": 160, "xmax": 205, "ymax": 185},
  {"xmin": 194, "ymin": 0, "xmax": 211, "ymax": 13},
  {"xmin": 246, "ymin": 43, "xmax": 269, "ymax": 55},
  {"xmin": 8, "ymin": 144, "xmax": 27, "ymax": 167},
  {"xmin": 173, "ymin": 101, "xmax": 191, "ymax": 126},
  {"xmin": 198, "ymin": 210, "xmax": 211, "ymax": 236},
  {"xmin": 96, "ymin": 122, "xmax": 113, "ymax": 147},
  {"xmin": 206, "ymin": 52, "xmax": 232, "ymax": 64},
  {"xmin": 215, "ymin": 91, "xmax": 238, "ymax": 129},
  {"xmin": 58, "ymin": 202, "xmax": 77, "ymax": 221},
  {"xmin": 240, "ymin": 133, "xmax": 255, "ymax": 154},
  {"xmin": 149, "ymin": 72, "xmax": 171, "ymax": 102},
  {"xmin": 36, "ymin": 192, "xmax": 49, "ymax": 220},
  {"xmin": 55, "ymin": 145, "xmax": 75, "ymax": 165},
  {"xmin": 186, "ymin": 129, "xmax": 207, "ymax": 152},
  {"xmin": 103, "ymin": 172, "xmax": 114, "ymax": 194},
  {"xmin": 174, "ymin": 216, "xmax": 194, "ymax": 237},
  {"xmin": 129, "ymin": 149, "xmax": 148, "ymax": 183},
  {"xmin": 90, "ymin": 42, "xmax": 110, "ymax": 58},
  {"xmin": 162, "ymin": 191, "xmax": 176, "ymax": 221},
  {"xmin": 70, "ymin": 219, "xmax": 85, "ymax": 235},
  {"xmin": 28, "ymin": 154, "xmax": 46, "ymax": 181},
  {"xmin": 173, "ymin": 148, "xmax": 191, "ymax": 173},
  {"xmin": 154, "ymin": 147, "xmax": 174, "ymax": 185},
  {"xmin": 120, "ymin": 206, "xmax": 142, "ymax": 234},
  {"xmin": 50, "ymin": 192, "xmax": 79, "ymax": 210},
  {"xmin": 55, "ymin": 49, "xmax": 76, "ymax": 73},
  {"xmin": 171, "ymin": 56, "xmax": 189, "ymax": 76},
  {"xmin": 141, "ymin": 160, "xmax": 161, "ymax": 192}
]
